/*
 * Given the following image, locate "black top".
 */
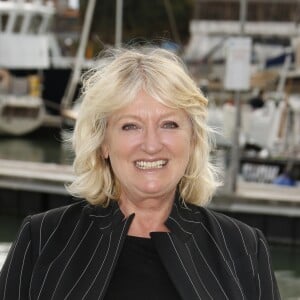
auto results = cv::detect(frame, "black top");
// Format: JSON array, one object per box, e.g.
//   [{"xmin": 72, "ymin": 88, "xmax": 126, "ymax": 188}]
[{"xmin": 104, "ymin": 235, "xmax": 182, "ymax": 300}]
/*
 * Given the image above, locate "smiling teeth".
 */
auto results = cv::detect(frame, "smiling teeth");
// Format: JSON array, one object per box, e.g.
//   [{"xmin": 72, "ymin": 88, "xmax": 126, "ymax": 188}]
[{"xmin": 135, "ymin": 160, "xmax": 167, "ymax": 169}]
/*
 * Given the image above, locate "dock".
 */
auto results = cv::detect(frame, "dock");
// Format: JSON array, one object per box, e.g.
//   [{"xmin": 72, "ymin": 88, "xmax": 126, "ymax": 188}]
[
  {"xmin": 0, "ymin": 158, "xmax": 300, "ymax": 244},
  {"xmin": 213, "ymin": 181, "xmax": 300, "ymax": 216},
  {"xmin": 0, "ymin": 159, "xmax": 73, "ymax": 195}
]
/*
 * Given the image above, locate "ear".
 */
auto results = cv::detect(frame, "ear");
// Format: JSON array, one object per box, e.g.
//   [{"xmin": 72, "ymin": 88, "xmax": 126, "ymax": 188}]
[{"xmin": 101, "ymin": 143, "xmax": 109, "ymax": 159}]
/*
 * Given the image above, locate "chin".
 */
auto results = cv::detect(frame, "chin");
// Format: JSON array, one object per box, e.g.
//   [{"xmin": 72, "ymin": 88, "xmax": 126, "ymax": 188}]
[{"xmin": 138, "ymin": 184, "xmax": 174, "ymax": 198}]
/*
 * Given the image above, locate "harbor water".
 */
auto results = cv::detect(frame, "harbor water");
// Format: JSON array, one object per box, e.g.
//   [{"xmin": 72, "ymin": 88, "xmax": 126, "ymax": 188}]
[{"xmin": 0, "ymin": 130, "xmax": 300, "ymax": 299}]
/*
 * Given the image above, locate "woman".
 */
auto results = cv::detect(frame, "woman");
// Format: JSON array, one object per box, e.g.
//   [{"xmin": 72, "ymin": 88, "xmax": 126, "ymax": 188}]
[{"xmin": 0, "ymin": 47, "xmax": 280, "ymax": 299}]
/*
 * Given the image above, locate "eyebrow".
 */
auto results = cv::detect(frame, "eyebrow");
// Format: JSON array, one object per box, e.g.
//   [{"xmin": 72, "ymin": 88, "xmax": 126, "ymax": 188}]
[{"xmin": 113, "ymin": 112, "xmax": 183, "ymax": 123}]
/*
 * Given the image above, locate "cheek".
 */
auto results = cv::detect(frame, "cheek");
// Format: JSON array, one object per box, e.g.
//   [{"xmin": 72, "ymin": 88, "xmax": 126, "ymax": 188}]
[
  {"xmin": 164, "ymin": 134, "xmax": 193, "ymax": 156},
  {"xmin": 108, "ymin": 134, "xmax": 141, "ymax": 159}
]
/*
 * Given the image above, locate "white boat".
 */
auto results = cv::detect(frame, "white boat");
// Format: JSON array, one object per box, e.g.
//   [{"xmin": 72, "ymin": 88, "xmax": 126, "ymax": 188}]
[
  {"xmin": 0, "ymin": 94, "xmax": 45, "ymax": 135},
  {"xmin": 0, "ymin": 66, "xmax": 46, "ymax": 135},
  {"xmin": 0, "ymin": 0, "xmax": 55, "ymax": 135},
  {"xmin": 0, "ymin": 0, "xmax": 97, "ymax": 135}
]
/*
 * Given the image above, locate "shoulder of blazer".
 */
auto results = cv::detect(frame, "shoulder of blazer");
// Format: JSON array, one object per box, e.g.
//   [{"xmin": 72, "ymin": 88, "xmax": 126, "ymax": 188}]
[
  {"xmin": 173, "ymin": 202, "xmax": 260, "ymax": 256},
  {"xmin": 28, "ymin": 200, "xmax": 93, "ymax": 257},
  {"xmin": 28, "ymin": 200, "xmax": 122, "ymax": 255},
  {"xmin": 30, "ymin": 200, "xmax": 88, "ymax": 232},
  {"xmin": 198, "ymin": 205, "xmax": 260, "ymax": 256}
]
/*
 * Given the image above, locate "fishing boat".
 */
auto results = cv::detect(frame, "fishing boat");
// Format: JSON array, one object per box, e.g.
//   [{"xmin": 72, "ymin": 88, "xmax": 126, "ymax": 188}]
[
  {"xmin": 0, "ymin": 0, "xmax": 55, "ymax": 135},
  {"xmin": 0, "ymin": 0, "xmax": 97, "ymax": 135},
  {"xmin": 0, "ymin": 94, "xmax": 45, "ymax": 136},
  {"xmin": 0, "ymin": 68, "xmax": 46, "ymax": 135}
]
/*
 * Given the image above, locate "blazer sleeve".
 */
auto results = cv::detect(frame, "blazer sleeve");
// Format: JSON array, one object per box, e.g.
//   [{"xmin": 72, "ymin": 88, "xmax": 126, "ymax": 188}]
[
  {"xmin": 0, "ymin": 216, "xmax": 33, "ymax": 300},
  {"xmin": 256, "ymin": 229, "xmax": 281, "ymax": 300}
]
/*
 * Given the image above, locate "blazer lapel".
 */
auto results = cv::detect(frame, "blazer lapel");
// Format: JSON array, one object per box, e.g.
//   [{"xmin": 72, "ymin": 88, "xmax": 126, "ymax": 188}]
[
  {"xmin": 151, "ymin": 231, "xmax": 207, "ymax": 300},
  {"xmin": 86, "ymin": 203, "xmax": 134, "ymax": 300},
  {"xmin": 151, "ymin": 198, "xmax": 245, "ymax": 300}
]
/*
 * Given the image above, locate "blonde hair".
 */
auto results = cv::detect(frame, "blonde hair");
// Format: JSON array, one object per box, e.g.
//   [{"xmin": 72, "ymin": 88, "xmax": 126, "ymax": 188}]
[{"xmin": 68, "ymin": 47, "xmax": 220, "ymax": 206}]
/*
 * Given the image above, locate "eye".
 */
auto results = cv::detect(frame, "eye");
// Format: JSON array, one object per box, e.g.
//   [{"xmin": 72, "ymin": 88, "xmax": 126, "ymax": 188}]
[
  {"xmin": 162, "ymin": 121, "xmax": 179, "ymax": 129},
  {"xmin": 121, "ymin": 123, "xmax": 138, "ymax": 130}
]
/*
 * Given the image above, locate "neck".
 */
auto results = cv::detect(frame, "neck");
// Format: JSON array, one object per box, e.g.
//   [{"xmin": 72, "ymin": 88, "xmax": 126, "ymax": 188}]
[{"xmin": 119, "ymin": 193, "xmax": 175, "ymax": 238}]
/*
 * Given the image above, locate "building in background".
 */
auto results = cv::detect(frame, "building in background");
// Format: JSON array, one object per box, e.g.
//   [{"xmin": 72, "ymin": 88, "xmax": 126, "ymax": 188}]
[{"xmin": 194, "ymin": 0, "xmax": 300, "ymax": 22}]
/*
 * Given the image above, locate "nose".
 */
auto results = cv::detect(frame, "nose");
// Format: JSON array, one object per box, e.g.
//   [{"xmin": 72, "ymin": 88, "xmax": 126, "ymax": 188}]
[{"xmin": 141, "ymin": 126, "xmax": 163, "ymax": 154}]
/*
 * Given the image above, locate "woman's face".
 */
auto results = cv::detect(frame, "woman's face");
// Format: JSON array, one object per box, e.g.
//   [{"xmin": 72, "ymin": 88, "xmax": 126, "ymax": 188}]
[{"xmin": 102, "ymin": 90, "xmax": 193, "ymax": 202}]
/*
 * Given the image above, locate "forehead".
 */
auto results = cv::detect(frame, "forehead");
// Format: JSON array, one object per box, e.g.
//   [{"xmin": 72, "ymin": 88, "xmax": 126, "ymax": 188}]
[{"xmin": 110, "ymin": 91, "xmax": 188, "ymax": 120}]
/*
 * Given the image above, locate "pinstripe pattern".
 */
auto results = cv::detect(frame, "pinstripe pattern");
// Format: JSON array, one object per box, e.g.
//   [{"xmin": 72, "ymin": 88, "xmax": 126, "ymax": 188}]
[
  {"xmin": 258, "ymin": 273, "xmax": 262, "ymax": 300},
  {"xmin": 205, "ymin": 209, "xmax": 238, "ymax": 277},
  {"xmin": 199, "ymin": 222, "xmax": 246, "ymax": 298},
  {"xmin": 81, "ymin": 232, "xmax": 113, "ymax": 299},
  {"xmin": 227, "ymin": 217, "xmax": 255, "ymax": 276},
  {"xmin": 185, "ymin": 243, "xmax": 214, "ymax": 300},
  {"xmin": 18, "ymin": 240, "xmax": 31, "ymax": 300},
  {"xmin": 63, "ymin": 234, "xmax": 104, "ymax": 300},
  {"xmin": 190, "ymin": 234, "xmax": 230, "ymax": 299},
  {"xmin": 2, "ymin": 219, "xmax": 30, "ymax": 300},
  {"xmin": 167, "ymin": 233, "xmax": 201, "ymax": 299},
  {"xmin": 36, "ymin": 218, "xmax": 82, "ymax": 300},
  {"xmin": 259, "ymin": 237, "xmax": 275, "ymax": 300},
  {"xmin": 50, "ymin": 221, "xmax": 94, "ymax": 299},
  {"xmin": 0, "ymin": 198, "xmax": 281, "ymax": 300}
]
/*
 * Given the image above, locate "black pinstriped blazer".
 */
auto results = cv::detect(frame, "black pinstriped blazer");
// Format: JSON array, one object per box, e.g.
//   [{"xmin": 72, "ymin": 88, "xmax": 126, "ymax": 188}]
[{"xmin": 0, "ymin": 198, "xmax": 281, "ymax": 300}]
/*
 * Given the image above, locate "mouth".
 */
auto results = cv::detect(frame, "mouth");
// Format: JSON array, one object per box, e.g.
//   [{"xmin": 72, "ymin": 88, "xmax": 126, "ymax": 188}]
[{"xmin": 135, "ymin": 160, "xmax": 168, "ymax": 170}]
